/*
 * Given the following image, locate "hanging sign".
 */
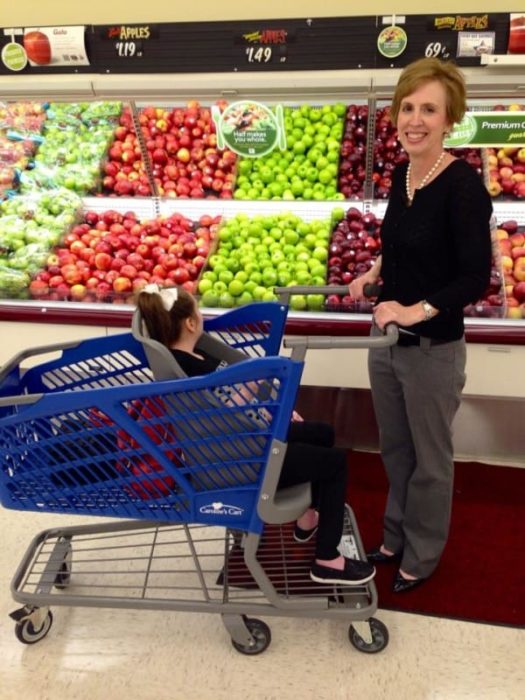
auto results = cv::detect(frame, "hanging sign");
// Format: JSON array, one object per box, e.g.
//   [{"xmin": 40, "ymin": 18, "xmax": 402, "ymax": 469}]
[
  {"xmin": 456, "ymin": 32, "xmax": 495, "ymax": 57},
  {"xmin": 211, "ymin": 101, "xmax": 286, "ymax": 157},
  {"xmin": 1, "ymin": 41, "xmax": 27, "ymax": 71},
  {"xmin": 377, "ymin": 18, "xmax": 408, "ymax": 59},
  {"xmin": 22, "ymin": 26, "xmax": 89, "ymax": 66},
  {"xmin": 445, "ymin": 112, "xmax": 525, "ymax": 147}
]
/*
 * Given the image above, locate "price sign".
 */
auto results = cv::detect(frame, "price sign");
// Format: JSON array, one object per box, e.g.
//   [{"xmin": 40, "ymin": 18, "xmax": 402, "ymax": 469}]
[
  {"xmin": 424, "ymin": 41, "xmax": 451, "ymax": 59},
  {"xmin": 115, "ymin": 41, "xmax": 141, "ymax": 58},
  {"xmin": 245, "ymin": 46, "xmax": 273, "ymax": 63},
  {"xmin": 240, "ymin": 28, "xmax": 288, "ymax": 66},
  {"xmin": 105, "ymin": 25, "xmax": 153, "ymax": 59}
]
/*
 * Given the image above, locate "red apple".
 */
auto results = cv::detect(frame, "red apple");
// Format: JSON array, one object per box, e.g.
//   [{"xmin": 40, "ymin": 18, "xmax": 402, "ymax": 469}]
[
  {"xmin": 513, "ymin": 256, "xmax": 525, "ymax": 282},
  {"xmin": 24, "ymin": 31, "xmax": 51, "ymax": 65}
]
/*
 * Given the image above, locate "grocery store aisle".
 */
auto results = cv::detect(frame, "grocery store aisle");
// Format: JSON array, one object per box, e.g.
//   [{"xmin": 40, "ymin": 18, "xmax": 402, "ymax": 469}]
[{"xmin": 1, "ymin": 507, "xmax": 523, "ymax": 700}]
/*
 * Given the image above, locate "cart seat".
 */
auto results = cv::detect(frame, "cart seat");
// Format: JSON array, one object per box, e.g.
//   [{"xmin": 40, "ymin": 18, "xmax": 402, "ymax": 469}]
[{"xmin": 131, "ymin": 306, "xmax": 311, "ymax": 524}]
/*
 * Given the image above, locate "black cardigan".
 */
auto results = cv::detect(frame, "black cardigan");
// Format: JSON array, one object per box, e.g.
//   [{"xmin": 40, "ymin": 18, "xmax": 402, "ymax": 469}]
[{"xmin": 378, "ymin": 158, "xmax": 493, "ymax": 340}]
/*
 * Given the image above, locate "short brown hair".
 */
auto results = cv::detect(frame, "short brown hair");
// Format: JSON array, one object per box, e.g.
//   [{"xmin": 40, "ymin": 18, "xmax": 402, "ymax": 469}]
[
  {"xmin": 136, "ymin": 286, "xmax": 196, "ymax": 347},
  {"xmin": 390, "ymin": 58, "xmax": 467, "ymax": 126}
]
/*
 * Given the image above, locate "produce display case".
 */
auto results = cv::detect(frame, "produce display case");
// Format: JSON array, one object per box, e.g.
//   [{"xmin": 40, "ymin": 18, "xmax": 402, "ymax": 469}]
[{"xmin": 0, "ymin": 67, "xmax": 523, "ymax": 346}]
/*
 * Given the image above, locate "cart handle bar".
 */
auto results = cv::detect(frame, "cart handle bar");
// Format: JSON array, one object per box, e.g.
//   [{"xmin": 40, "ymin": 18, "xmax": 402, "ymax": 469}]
[
  {"xmin": 273, "ymin": 283, "xmax": 381, "ymax": 305},
  {"xmin": 283, "ymin": 323, "xmax": 398, "ymax": 360}
]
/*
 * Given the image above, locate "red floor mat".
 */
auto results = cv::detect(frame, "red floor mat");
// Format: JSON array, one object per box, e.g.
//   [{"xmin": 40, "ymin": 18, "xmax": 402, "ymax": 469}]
[{"xmin": 347, "ymin": 451, "xmax": 525, "ymax": 627}]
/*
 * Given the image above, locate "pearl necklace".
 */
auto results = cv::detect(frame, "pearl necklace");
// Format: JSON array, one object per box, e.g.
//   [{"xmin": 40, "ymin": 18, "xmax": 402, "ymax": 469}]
[{"xmin": 406, "ymin": 151, "xmax": 446, "ymax": 203}]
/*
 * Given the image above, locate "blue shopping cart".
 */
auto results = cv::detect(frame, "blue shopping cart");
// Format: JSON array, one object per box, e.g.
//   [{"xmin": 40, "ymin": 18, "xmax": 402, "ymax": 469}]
[{"xmin": 0, "ymin": 296, "xmax": 396, "ymax": 654}]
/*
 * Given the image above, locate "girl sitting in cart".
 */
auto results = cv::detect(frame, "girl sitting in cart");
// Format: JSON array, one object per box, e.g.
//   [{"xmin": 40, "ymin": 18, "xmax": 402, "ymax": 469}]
[{"xmin": 135, "ymin": 284, "xmax": 376, "ymax": 587}]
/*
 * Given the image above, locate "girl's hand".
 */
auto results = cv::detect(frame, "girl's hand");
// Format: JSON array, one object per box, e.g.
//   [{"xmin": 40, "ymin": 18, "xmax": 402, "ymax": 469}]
[{"xmin": 291, "ymin": 410, "xmax": 304, "ymax": 422}]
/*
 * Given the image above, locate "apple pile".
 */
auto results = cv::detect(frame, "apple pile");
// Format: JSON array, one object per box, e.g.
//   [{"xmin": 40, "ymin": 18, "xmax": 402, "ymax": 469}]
[
  {"xmin": 0, "ymin": 101, "xmax": 47, "ymax": 134},
  {"xmin": 495, "ymin": 220, "xmax": 525, "ymax": 319},
  {"xmin": 338, "ymin": 103, "xmax": 369, "ymax": 200},
  {"xmin": 463, "ymin": 262, "xmax": 505, "ymax": 318},
  {"xmin": 0, "ymin": 137, "xmax": 34, "ymax": 197},
  {"xmin": 371, "ymin": 105, "xmax": 408, "ymax": 199},
  {"xmin": 139, "ymin": 101, "xmax": 237, "ymax": 198},
  {"xmin": 21, "ymin": 102, "xmax": 121, "ymax": 195},
  {"xmin": 198, "ymin": 211, "xmax": 330, "ymax": 309},
  {"xmin": 234, "ymin": 104, "xmax": 346, "ymax": 201},
  {"xmin": 486, "ymin": 146, "xmax": 525, "ymax": 200},
  {"xmin": 102, "ymin": 106, "xmax": 152, "ymax": 196},
  {"xmin": 325, "ymin": 207, "xmax": 381, "ymax": 312},
  {"xmin": 29, "ymin": 209, "xmax": 218, "ymax": 303},
  {"xmin": 0, "ymin": 189, "xmax": 82, "ymax": 298},
  {"xmin": 0, "ymin": 102, "xmax": 47, "ymax": 197}
]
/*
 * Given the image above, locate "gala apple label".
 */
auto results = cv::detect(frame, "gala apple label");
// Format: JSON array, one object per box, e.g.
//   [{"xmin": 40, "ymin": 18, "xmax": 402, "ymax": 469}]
[{"xmin": 23, "ymin": 26, "xmax": 89, "ymax": 67}]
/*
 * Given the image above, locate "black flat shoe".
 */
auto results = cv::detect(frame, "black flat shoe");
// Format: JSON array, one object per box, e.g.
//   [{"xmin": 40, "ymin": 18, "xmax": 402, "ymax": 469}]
[
  {"xmin": 366, "ymin": 546, "xmax": 402, "ymax": 564},
  {"xmin": 392, "ymin": 571, "xmax": 426, "ymax": 593}
]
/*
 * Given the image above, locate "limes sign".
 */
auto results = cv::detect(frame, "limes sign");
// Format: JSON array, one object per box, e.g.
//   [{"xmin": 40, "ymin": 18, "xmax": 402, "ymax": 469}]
[
  {"xmin": 211, "ymin": 101, "xmax": 286, "ymax": 157},
  {"xmin": 1, "ymin": 42, "xmax": 28, "ymax": 71}
]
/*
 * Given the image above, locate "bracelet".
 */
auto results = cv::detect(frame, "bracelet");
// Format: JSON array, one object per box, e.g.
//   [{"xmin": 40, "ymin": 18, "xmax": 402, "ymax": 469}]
[{"xmin": 421, "ymin": 300, "xmax": 434, "ymax": 322}]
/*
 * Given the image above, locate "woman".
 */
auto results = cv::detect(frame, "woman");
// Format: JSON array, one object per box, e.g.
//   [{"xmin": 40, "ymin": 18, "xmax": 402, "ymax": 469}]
[
  {"xmin": 349, "ymin": 58, "xmax": 492, "ymax": 592},
  {"xmin": 136, "ymin": 284, "xmax": 376, "ymax": 587}
]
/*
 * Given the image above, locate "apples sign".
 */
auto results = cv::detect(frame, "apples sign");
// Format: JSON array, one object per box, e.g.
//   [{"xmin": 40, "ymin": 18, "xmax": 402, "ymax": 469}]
[{"xmin": 23, "ymin": 31, "xmax": 52, "ymax": 65}]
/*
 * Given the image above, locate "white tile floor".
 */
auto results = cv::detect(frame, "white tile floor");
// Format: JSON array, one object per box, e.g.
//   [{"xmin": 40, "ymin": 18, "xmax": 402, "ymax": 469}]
[{"xmin": 1, "ymin": 507, "xmax": 523, "ymax": 700}]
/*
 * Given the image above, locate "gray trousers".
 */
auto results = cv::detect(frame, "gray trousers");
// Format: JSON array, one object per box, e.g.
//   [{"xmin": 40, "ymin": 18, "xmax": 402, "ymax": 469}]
[{"xmin": 368, "ymin": 329, "xmax": 466, "ymax": 578}]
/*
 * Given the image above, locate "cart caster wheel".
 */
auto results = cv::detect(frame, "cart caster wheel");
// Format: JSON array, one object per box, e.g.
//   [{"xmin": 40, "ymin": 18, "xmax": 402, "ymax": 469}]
[
  {"xmin": 349, "ymin": 618, "xmax": 389, "ymax": 654},
  {"xmin": 54, "ymin": 561, "xmax": 71, "ymax": 589},
  {"xmin": 231, "ymin": 618, "xmax": 271, "ymax": 655},
  {"xmin": 14, "ymin": 610, "xmax": 53, "ymax": 645}
]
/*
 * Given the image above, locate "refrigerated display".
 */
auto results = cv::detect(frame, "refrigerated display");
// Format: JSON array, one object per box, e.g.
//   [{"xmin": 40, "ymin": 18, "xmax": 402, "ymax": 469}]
[{"xmin": 0, "ymin": 67, "xmax": 523, "ymax": 341}]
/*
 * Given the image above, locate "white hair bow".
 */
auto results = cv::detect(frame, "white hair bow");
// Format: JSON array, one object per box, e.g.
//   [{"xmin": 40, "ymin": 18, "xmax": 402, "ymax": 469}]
[{"xmin": 143, "ymin": 283, "xmax": 178, "ymax": 311}]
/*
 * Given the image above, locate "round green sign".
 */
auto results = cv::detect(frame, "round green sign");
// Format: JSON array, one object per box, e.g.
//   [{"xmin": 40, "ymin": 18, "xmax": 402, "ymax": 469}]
[
  {"xmin": 1, "ymin": 42, "xmax": 28, "ymax": 72},
  {"xmin": 218, "ymin": 101, "xmax": 280, "ymax": 158},
  {"xmin": 377, "ymin": 26, "xmax": 408, "ymax": 59},
  {"xmin": 444, "ymin": 114, "xmax": 478, "ymax": 147}
]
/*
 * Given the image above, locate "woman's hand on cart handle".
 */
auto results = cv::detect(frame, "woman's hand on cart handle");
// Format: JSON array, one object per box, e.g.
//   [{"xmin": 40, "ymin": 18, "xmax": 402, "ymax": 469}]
[{"xmin": 349, "ymin": 255, "xmax": 382, "ymax": 301}]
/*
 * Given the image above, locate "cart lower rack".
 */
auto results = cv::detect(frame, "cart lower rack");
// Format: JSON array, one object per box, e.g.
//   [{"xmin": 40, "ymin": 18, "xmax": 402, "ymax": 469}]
[{"xmin": 9, "ymin": 506, "xmax": 387, "ymax": 654}]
